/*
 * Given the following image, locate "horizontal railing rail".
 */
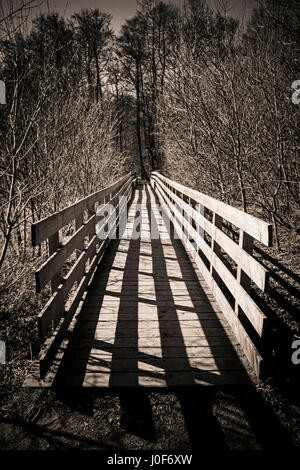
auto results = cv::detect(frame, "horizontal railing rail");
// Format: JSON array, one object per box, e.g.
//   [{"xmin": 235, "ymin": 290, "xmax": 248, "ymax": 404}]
[
  {"xmin": 151, "ymin": 171, "xmax": 273, "ymax": 378},
  {"xmin": 32, "ymin": 172, "xmax": 136, "ymax": 377}
]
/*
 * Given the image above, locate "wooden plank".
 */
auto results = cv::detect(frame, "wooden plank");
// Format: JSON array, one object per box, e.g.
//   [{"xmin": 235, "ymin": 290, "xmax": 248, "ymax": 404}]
[
  {"xmin": 98, "ymin": 287, "xmax": 214, "ymax": 294},
  {"xmin": 35, "ymin": 176, "xmax": 133, "ymax": 294},
  {"xmin": 32, "ymin": 172, "xmax": 134, "ymax": 245},
  {"xmin": 37, "ymin": 234, "xmax": 99, "ymax": 337},
  {"xmin": 211, "ymin": 212, "xmax": 222, "ymax": 276},
  {"xmin": 91, "ymin": 280, "xmax": 211, "ymax": 287},
  {"xmin": 237, "ymin": 230, "xmax": 253, "ymax": 293},
  {"xmin": 60, "ymin": 357, "xmax": 243, "ymax": 373},
  {"xmin": 80, "ymin": 303, "xmax": 223, "ymax": 314},
  {"xmin": 85, "ymin": 293, "xmax": 214, "ymax": 301},
  {"xmin": 39, "ymin": 236, "xmax": 110, "ymax": 377},
  {"xmin": 211, "ymin": 252, "xmax": 268, "ymax": 337},
  {"xmin": 75, "ymin": 213, "xmax": 84, "ymax": 259},
  {"xmin": 183, "ymin": 232, "xmax": 263, "ymax": 378},
  {"xmin": 58, "ymin": 369, "xmax": 249, "ymax": 387},
  {"xmin": 155, "ymin": 181, "xmax": 268, "ymax": 337},
  {"xmin": 63, "ymin": 345, "xmax": 242, "ymax": 359},
  {"xmin": 153, "ymin": 180, "xmax": 263, "ymax": 377},
  {"xmin": 36, "ymin": 215, "xmax": 95, "ymax": 293},
  {"xmin": 38, "ymin": 187, "xmax": 134, "ymax": 377},
  {"xmin": 35, "ymin": 182, "xmax": 253, "ymax": 386},
  {"xmin": 73, "ymin": 326, "xmax": 232, "ymax": 338},
  {"xmin": 37, "ymin": 176, "xmax": 132, "ymax": 297},
  {"xmin": 75, "ymin": 319, "xmax": 230, "ymax": 329},
  {"xmin": 84, "ymin": 300, "xmax": 222, "ymax": 309},
  {"xmin": 78, "ymin": 312, "xmax": 226, "ymax": 322},
  {"xmin": 154, "ymin": 175, "xmax": 268, "ymax": 291},
  {"xmin": 48, "ymin": 231, "xmax": 61, "ymax": 294},
  {"xmin": 66, "ymin": 335, "xmax": 237, "ymax": 347},
  {"xmin": 152, "ymin": 172, "xmax": 272, "ymax": 246},
  {"xmin": 96, "ymin": 176, "xmax": 133, "ymax": 239},
  {"xmin": 236, "ymin": 230, "xmax": 252, "ymax": 314},
  {"xmin": 36, "ymin": 177, "xmax": 133, "ymax": 293},
  {"xmin": 92, "ymin": 287, "xmax": 214, "ymax": 297}
]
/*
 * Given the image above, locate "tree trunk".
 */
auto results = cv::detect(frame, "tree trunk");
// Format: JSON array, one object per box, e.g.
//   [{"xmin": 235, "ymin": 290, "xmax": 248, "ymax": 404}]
[{"xmin": 136, "ymin": 63, "xmax": 147, "ymax": 179}]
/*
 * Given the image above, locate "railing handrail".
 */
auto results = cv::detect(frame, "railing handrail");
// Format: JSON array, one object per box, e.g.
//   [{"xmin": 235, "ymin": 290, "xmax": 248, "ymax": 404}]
[
  {"xmin": 32, "ymin": 172, "xmax": 135, "ymax": 246},
  {"xmin": 151, "ymin": 171, "xmax": 272, "ymax": 247},
  {"xmin": 151, "ymin": 171, "xmax": 273, "ymax": 379},
  {"xmin": 33, "ymin": 172, "xmax": 136, "ymax": 378}
]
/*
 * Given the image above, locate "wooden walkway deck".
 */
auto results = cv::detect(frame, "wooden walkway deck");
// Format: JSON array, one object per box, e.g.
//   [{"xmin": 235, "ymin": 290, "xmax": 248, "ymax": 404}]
[{"xmin": 49, "ymin": 184, "xmax": 250, "ymax": 387}]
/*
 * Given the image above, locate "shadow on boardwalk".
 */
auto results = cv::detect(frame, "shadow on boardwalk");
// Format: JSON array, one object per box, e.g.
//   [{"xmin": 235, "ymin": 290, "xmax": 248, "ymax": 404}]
[{"xmin": 52, "ymin": 183, "xmax": 248, "ymax": 387}]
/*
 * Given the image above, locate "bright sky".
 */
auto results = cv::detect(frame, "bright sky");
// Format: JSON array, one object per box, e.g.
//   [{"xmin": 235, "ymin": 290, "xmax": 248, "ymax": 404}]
[
  {"xmin": 8, "ymin": 0, "xmax": 256, "ymax": 35},
  {"xmin": 44, "ymin": 0, "xmax": 140, "ymax": 33}
]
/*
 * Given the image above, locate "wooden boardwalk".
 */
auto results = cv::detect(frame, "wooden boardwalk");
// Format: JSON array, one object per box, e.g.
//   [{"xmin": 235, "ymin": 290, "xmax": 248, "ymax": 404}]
[{"xmin": 50, "ymin": 184, "xmax": 250, "ymax": 387}]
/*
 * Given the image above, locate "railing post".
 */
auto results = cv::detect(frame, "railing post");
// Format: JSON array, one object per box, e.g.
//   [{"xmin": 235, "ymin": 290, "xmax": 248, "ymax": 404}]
[
  {"xmin": 197, "ymin": 203, "xmax": 205, "ymax": 242},
  {"xmin": 86, "ymin": 208, "xmax": 93, "ymax": 272},
  {"xmin": 48, "ymin": 231, "xmax": 63, "ymax": 332},
  {"xmin": 93, "ymin": 203, "xmax": 99, "ymax": 255},
  {"xmin": 187, "ymin": 195, "xmax": 191, "ymax": 244},
  {"xmin": 95, "ymin": 199, "xmax": 102, "ymax": 247},
  {"xmin": 210, "ymin": 213, "xmax": 222, "ymax": 274},
  {"xmin": 179, "ymin": 191, "xmax": 184, "ymax": 238},
  {"xmin": 139, "ymin": 172, "xmax": 273, "ymax": 380},
  {"xmin": 76, "ymin": 211, "xmax": 87, "ymax": 282},
  {"xmin": 114, "ymin": 187, "xmax": 120, "ymax": 239},
  {"xmin": 75, "ymin": 213, "xmax": 84, "ymax": 259},
  {"xmin": 48, "ymin": 232, "xmax": 61, "ymax": 293},
  {"xmin": 235, "ymin": 230, "xmax": 253, "ymax": 313}
]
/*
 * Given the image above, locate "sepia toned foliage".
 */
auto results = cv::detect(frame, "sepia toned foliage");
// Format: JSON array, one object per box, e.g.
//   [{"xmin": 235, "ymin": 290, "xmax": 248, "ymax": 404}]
[
  {"xmin": 0, "ymin": 5, "xmax": 128, "ymax": 321},
  {"xmin": 0, "ymin": 1, "xmax": 299, "ymax": 448},
  {"xmin": 157, "ymin": 0, "xmax": 299, "ymax": 249}
]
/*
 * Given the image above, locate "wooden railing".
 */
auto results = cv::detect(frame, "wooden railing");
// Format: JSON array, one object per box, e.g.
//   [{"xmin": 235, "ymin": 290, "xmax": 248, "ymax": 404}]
[
  {"xmin": 32, "ymin": 172, "xmax": 136, "ymax": 377},
  {"xmin": 151, "ymin": 171, "xmax": 273, "ymax": 378}
]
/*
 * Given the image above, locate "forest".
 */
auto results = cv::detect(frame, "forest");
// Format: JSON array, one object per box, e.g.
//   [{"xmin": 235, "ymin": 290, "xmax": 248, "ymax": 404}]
[{"xmin": 0, "ymin": 0, "xmax": 299, "ymax": 453}]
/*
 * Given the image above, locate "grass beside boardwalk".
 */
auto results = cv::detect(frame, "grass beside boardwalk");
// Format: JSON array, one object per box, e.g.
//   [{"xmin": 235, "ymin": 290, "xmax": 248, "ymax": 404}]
[{"xmin": 0, "ymin": 386, "xmax": 299, "ymax": 451}]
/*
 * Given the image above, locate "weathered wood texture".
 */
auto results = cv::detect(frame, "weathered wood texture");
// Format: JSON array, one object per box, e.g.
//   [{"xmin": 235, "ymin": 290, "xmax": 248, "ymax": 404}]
[
  {"xmin": 150, "ymin": 172, "xmax": 272, "ymax": 379},
  {"xmin": 32, "ymin": 173, "xmax": 135, "ymax": 245},
  {"xmin": 24, "ymin": 175, "xmax": 273, "ymax": 387},
  {"xmin": 31, "ymin": 172, "xmax": 136, "ymax": 378},
  {"xmin": 24, "ymin": 183, "xmax": 251, "ymax": 387}
]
